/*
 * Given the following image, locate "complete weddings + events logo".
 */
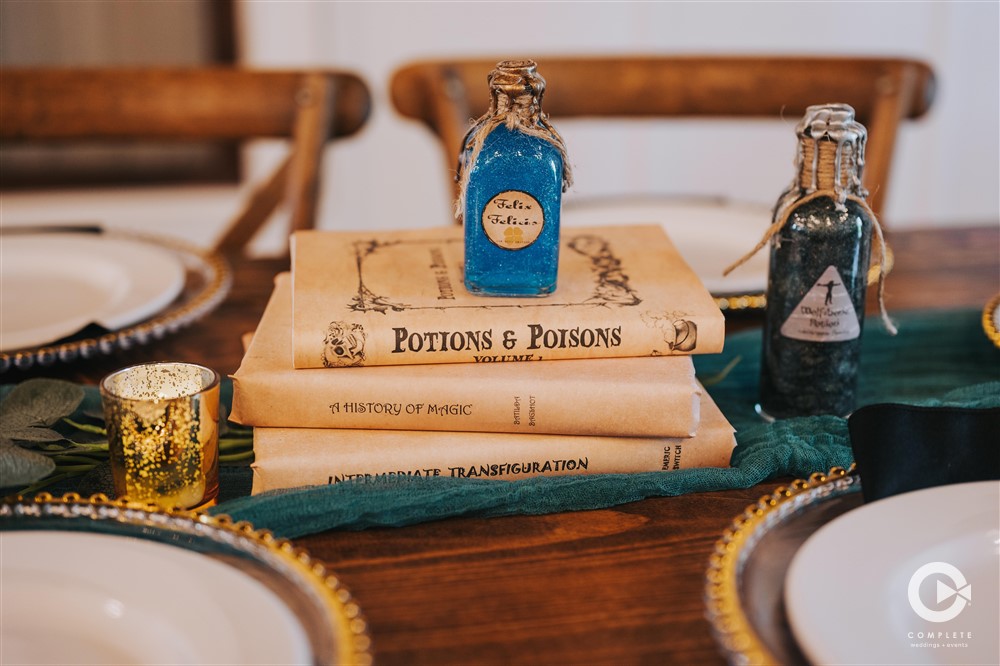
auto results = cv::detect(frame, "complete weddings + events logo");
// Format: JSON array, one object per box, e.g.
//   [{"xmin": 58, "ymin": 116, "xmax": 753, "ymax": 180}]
[
  {"xmin": 908, "ymin": 562, "xmax": 972, "ymax": 623},
  {"xmin": 905, "ymin": 561, "xmax": 975, "ymax": 651}
]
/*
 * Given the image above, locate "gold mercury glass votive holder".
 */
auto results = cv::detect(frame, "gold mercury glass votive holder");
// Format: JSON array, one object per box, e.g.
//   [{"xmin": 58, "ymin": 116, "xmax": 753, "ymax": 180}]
[{"xmin": 100, "ymin": 362, "xmax": 220, "ymax": 510}]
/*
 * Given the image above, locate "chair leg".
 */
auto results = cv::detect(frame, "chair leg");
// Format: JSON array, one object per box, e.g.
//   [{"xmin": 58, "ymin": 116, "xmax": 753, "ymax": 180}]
[
  {"xmin": 214, "ymin": 154, "xmax": 292, "ymax": 254},
  {"xmin": 215, "ymin": 73, "xmax": 335, "ymax": 254},
  {"xmin": 286, "ymin": 72, "xmax": 335, "ymax": 234},
  {"xmin": 864, "ymin": 64, "xmax": 919, "ymax": 222}
]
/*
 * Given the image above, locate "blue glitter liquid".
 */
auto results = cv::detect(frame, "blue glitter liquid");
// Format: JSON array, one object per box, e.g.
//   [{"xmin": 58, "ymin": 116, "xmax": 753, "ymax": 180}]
[{"xmin": 464, "ymin": 125, "xmax": 564, "ymax": 296}]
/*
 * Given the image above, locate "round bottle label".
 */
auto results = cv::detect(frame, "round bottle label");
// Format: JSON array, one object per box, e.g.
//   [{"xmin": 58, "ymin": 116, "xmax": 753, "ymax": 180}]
[{"xmin": 481, "ymin": 190, "xmax": 545, "ymax": 250}]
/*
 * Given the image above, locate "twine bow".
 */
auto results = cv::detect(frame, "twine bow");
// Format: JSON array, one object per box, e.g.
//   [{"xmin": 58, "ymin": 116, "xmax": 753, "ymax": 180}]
[{"xmin": 724, "ymin": 192, "xmax": 896, "ymax": 335}]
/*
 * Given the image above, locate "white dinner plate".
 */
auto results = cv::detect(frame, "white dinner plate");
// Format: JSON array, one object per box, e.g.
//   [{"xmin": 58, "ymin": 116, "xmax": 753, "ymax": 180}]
[
  {"xmin": 562, "ymin": 196, "xmax": 772, "ymax": 295},
  {"xmin": 0, "ymin": 530, "xmax": 312, "ymax": 665},
  {"xmin": 0, "ymin": 232, "xmax": 185, "ymax": 352},
  {"xmin": 785, "ymin": 481, "xmax": 1000, "ymax": 665}
]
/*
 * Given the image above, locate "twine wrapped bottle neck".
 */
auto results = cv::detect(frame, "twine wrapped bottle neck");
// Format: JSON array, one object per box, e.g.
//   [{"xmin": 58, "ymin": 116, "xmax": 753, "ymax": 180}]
[
  {"xmin": 798, "ymin": 137, "xmax": 866, "ymax": 200},
  {"xmin": 455, "ymin": 60, "xmax": 572, "ymax": 220},
  {"xmin": 491, "ymin": 88, "xmax": 544, "ymax": 127},
  {"xmin": 776, "ymin": 105, "xmax": 868, "ymax": 220},
  {"xmin": 487, "ymin": 59, "xmax": 546, "ymax": 124}
]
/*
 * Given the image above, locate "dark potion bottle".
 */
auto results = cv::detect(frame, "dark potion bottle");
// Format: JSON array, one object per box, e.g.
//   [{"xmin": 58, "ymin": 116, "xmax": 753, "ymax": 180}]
[
  {"xmin": 758, "ymin": 104, "xmax": 884, "ymax": 419},
  {"xmin": 457, "ymin": 60, "xmax": 572, "ymax": 296}
]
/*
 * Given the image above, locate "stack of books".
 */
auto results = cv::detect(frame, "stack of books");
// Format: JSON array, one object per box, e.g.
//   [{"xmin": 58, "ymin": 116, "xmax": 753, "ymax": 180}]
[{"xmin": 231, "ymin": 225, "xmax": 736, "ymax": 494}]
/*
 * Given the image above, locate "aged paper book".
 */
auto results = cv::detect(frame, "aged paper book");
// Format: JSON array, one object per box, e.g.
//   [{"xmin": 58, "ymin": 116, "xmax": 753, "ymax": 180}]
[
  {"xmin": 291, "ymin": 224, "xmax": 725, "ymax": 368},
  {"xmin": 250, "ymin": 384, "xmax": 735, "ymax": 494},
  {"xmin": 231, "ymin": 274, "xmax": 703, "ymax": 438}
]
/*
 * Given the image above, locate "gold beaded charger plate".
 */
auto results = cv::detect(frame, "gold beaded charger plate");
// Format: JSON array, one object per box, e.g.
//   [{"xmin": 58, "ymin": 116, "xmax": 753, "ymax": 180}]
[
  {"xmin": 0, "ymin": 494, "xmax": 372, "ymax": 666},
  {"xmin": 983, "ymin": 292, "xmax": 1000, "ymax": 348},
  {"xmin": 704, "ymin": 468, "xmax": 864, "ymax": 664},
  {"xmin": 0, "ymin": 230, "xmax": 231, "ymax": 373},
  {"xmin": 706, "ymin": 472, "xmax": 1000, "ymax": 665},
  {"xmin": 785, "ymin": 480, "xmax": 999, "ymax": 665}
]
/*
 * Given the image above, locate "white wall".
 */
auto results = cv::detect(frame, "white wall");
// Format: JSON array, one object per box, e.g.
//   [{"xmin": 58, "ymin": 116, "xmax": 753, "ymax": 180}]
[{"xmin": 239, "ymin": 0, "xmax": 999, "ymax": 234}]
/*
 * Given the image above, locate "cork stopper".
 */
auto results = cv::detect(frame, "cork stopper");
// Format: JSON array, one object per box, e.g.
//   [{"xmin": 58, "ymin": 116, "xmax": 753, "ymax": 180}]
[{"xmin": 795, "ymin": 103, "xmax": 867, "ymax": 201}]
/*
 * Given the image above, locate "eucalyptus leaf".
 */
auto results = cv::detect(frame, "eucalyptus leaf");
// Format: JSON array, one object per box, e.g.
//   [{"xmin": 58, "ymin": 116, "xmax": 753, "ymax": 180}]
[
  {"xmin": 0, "ymin": 441, "xmax": 57, "ymax": 486},
  {"xmin": 0, "ymin": 379, "xmax": 85, "ymax": 430},
  {"xmin": 1, "ymin": 427, "xmax": 65, "ymax": 445}
]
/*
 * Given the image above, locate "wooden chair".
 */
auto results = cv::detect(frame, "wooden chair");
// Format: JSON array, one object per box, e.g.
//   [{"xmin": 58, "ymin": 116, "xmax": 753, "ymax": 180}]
[
  {"xmin": 390, "ymin": 56, "xmax": 935, "ymax": 219},
  {"xmin": 0, "ymin": 67, "xmax": 371, "ymax": 253}
]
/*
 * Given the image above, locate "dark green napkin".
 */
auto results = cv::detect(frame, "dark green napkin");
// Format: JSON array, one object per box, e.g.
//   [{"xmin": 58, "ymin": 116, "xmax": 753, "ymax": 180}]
[
  {"xmin": 849, "ymin": 402, "xmax": 1000, "ymax": 502},
  {"xmin": 213, "ymin": 308, "xmax": 1000, "ymax": 538}
]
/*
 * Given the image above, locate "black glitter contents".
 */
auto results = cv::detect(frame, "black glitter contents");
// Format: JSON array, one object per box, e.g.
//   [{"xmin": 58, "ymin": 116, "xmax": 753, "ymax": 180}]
[{"xmin": 759, "ymin": 196, "xmax": 873, "ymax": 418}]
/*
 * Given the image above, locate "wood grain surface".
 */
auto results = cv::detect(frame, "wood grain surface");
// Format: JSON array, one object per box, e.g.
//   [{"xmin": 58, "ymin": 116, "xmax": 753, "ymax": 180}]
[{"xmin": 10, "ymin": 225, "xmax": 998, "ymax": 665}]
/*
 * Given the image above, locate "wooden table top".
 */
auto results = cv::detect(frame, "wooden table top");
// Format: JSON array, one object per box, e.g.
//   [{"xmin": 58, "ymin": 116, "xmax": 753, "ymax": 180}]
[{"xmin": 11, "ymin": 225, "xmax": 998, "ymax": 665}]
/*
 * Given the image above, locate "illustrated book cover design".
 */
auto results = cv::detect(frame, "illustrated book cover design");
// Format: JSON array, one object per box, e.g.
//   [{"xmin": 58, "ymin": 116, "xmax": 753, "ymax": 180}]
[{"xmin": 292, "ymin": 225, "xmax": 724, "ymax": 368}]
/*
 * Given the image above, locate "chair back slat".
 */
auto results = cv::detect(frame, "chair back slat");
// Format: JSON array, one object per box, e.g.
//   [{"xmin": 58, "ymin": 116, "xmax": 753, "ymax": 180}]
[
  {"xmin": 390, "ymin": 55, "xmax": 935, "ymax": 219},
  {"xmin": 1, "ymin": 67, "xmax": 372, "ymax": 254},
  {"xmin": 1, "ymin": 68, "xmax": 369, "ymax": 141}
]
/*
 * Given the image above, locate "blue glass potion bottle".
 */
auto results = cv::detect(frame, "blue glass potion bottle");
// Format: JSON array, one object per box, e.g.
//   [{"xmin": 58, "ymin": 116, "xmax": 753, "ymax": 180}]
[{"xmin": 457, "ymin": 60, "xmax": 572, "ymax": 296}]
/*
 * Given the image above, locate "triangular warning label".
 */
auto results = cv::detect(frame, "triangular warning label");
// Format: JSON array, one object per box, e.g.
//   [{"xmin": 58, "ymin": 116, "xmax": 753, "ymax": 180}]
[{"xmin": 779, "ymin": 266, "xmax": 860, "ymax": 342}]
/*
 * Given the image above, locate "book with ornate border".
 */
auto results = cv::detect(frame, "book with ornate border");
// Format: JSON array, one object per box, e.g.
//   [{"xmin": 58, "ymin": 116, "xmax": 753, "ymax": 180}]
[
  {"xmin": 291, "ymin": 224, "xmax": 725, "ymax": 368},
  {"xmin": 232, "ymin": 274, "xmax": 703, "ymax": 438},
  {"xmin": 249, "ymin": 384, "xmax": 735, "ymax": 493}
]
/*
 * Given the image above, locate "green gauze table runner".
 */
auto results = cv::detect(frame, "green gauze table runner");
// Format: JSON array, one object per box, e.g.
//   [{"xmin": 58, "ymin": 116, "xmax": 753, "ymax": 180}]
[{"xmin": 214, "ymin": 308, "xmax": 1000, "ymax": 538}]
